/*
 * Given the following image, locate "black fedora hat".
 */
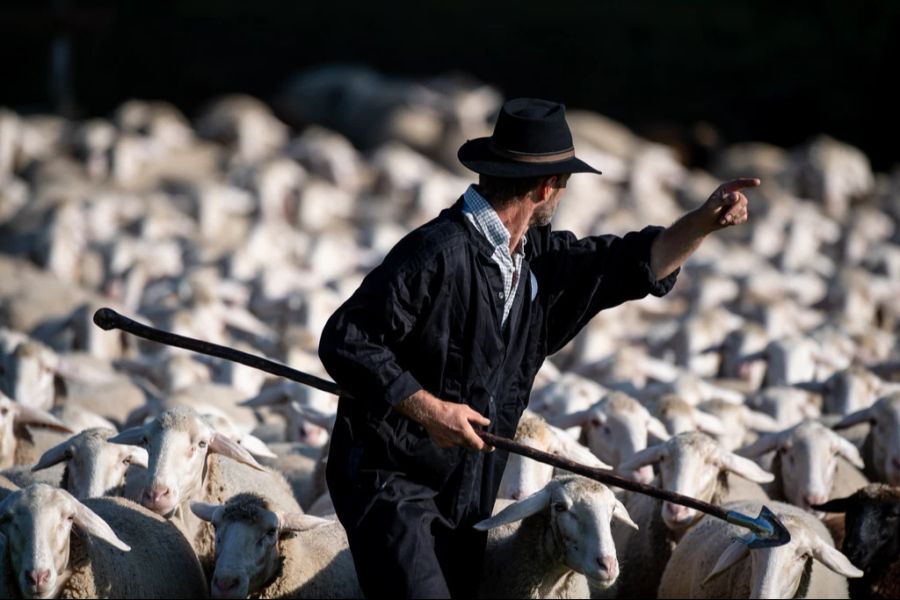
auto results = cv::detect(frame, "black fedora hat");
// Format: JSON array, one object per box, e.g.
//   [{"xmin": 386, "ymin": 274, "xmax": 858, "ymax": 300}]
[{"xmin": 458, "ymin": 97, "xmax": 602, "ymax": 178}]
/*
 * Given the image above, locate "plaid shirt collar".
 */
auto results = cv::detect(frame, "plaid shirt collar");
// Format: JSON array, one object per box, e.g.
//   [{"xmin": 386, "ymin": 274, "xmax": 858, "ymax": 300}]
[{"xmin": 462, "ymin": 185, "xmax": 527, "ymax": 257}]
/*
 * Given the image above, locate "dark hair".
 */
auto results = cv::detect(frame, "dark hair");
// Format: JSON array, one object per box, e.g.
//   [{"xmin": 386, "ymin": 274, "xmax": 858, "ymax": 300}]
[{"xmin": 477, "ymin": 174, "xmax": 553, "ymax": 205}]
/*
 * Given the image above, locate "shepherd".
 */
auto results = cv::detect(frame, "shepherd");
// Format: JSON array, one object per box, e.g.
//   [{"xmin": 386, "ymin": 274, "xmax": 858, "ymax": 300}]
[{"xmin": 317, "ymin": 97, "xmax": 759, "ymax": 598}]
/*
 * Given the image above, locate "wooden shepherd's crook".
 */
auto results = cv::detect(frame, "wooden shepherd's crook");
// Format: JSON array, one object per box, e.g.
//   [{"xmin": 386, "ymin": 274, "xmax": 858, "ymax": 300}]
[{"xmin": 92, "ymin": 307, "xmax": 791, "ymax": 549}]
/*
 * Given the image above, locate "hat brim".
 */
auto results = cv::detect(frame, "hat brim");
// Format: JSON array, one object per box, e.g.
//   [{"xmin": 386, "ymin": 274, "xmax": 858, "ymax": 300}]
[{"xmin": 457, "ymin": 137, "xmax": 602, "ymax": 178}]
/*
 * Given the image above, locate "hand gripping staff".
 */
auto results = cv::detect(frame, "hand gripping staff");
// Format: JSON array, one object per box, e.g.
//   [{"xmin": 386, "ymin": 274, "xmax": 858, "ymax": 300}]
[{"xmin": 92, "ymin": 307, "xmax": 790, "ymax": 548}]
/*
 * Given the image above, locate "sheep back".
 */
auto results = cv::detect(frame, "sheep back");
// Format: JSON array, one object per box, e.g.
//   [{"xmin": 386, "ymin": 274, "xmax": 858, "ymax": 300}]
[{"xmin": 59, "ymin": 496, "xmax": 207, "ymax": 599}]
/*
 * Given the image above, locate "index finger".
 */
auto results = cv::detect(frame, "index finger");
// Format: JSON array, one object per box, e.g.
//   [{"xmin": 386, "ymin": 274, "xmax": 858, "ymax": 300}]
[{"xmin": 719, "ymin": 178, "xmax": 761, "ymax": 194}]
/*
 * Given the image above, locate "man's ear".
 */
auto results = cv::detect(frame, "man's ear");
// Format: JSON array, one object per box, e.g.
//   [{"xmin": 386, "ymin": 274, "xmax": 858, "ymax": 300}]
[{"xmin": 535, "ymin": 177, "xmax": 555, "ymax": 202}]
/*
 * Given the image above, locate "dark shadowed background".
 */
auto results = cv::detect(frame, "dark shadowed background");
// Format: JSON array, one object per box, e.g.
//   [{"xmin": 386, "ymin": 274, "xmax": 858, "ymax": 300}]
[{"xmin": 1, "ymin": 0, "xmax": 896, "ymax": 170}]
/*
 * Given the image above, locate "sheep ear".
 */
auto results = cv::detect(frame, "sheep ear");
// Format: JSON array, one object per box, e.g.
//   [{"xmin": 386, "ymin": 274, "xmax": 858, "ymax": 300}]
[
  {"xmin": 190, "ymin": 501, "xmax": 222, "ymax": 523},
  {"xmin": 647, "ymin": 416, "xmax": 671, "ymax": 442},
  {"xmin": 703, "ymin": 538, "xmax": 750, "ymax": 584},
  {"xmin": 740, "ymin": 351, "xmax": 767, "ymax": 364},
  {"xmin": 831, "ymin": 436, "xmax": 865, "ymax": 470},
  {"xmin": 612, "ymin": 498, "xmax": 639, "ymax": 530},
  {"xmin": 108, "ymin": 425, "xmax": 147, "ymax": 446},
  {"xmin": 288, "ymin": 401, "xmax": 336, "ymax": 433},
  {"xmin": 833, "ymin": 407, "xmax": 875, "ymax": 430},
  {"xmin": 127, "ymin": 447, "xmax": 149, "ymax": 469},
  {"xmin": 793, "ymin": 381, "xmax": 826, "ymax": 393},
  {"xmin": 717, "ymin": 451, "xmax": 775, "ymax": 484},
  {"xmin": 811, "ymin": 496, "xmax": 852, "ymax": 513},
  {"xmin": 124, "ymin": 404, "xmax": 154, "ymax": 428},
  {"xmin": 32, "ymin": 439, "xmax": 74, "ymax": 472},
  {"xmin": 209, "ymin": 432, "xmax": 266, "ymax": 471},
  {"xmin": 741, "ymin": 409, "xmax": 781, "ymax": 433},
  {"xmin": 237, "ymin": 434, "xmax": 277, "ymax": 459},
  {"xmin": 694, "ymin": 411, "xmax": 727, "ymax": 437},
  {"xmin": 737, "ymin": 431, "xmax": 785, "ymax": 457},
  {"xmin": 238, "ymin": 385, "xmax": 290, "ymax": 408},
  {"xmin": 473, "ymin": 486, "xmax": 553, "ymax": 531},
  {"xmin": 547, "ymin": 426, "xmax": 611, "ymax": 469},
  {"xmin": 548, "ymin": 409, "xmax": 597, "ymax": 431},
  {"xmin": 14, "ymin": 404, "xmax": 73, "ymax": 433},
  {"xmin": 70, "ymin": 493, "xmax": 130, "ymax": 552},
  {"xmin": 617, "ymin": 444, "xmax": 666, "ymax": 474},
  {"xmin": 277, "ymin": 512, "xmax": 332, "ymax": 532},
  {"xmin": 811, "ymin": 539, "xmax": 864, "ymax": 578}
]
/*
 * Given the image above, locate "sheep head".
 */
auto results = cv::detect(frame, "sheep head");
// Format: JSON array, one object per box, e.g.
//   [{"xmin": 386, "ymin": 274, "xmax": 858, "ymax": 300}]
[
  {"xmin": 191, "ymin": 493, "xmax": 331, "ymax": 599},
  {"xmin": 32, "ymin": 427, "xmax": 148, "ymax": 499},
  {"xmin": 740, "ymin": 420, "xmax": 864, "ymax": 515},
  {"xmin": 835, "ymin": 393, "xmax": 900, "ymax": 485},
  {"xmin": 704, "ymin": 511, "xmax": 862, "ymax": 598},
  {"xmin": 550, "ymin": 392, "xmax": 668, "ymax": 484},
  {"xmin": 109, "ymin": 406, "xmax": 264, "ymax": 517},
  {"xmin": 619, "ymin": 432, "xmax": 773, "ymax": 531},
  {"xmin": 0, "ymin": 484, "xmax": 129, "ymax": 599},
  {"xmin": 814, "ymin": 483, "xmax": 900, "ymax": 574},
  {"xmin": 475, "ymin": 475, "xmax": 636, "ymax": 589}
]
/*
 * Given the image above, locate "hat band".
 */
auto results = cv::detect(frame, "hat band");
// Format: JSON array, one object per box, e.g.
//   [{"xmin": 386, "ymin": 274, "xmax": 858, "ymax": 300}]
[{"xmin": 489, "ymin": 140, "xmax": 576, "ymax": 164}]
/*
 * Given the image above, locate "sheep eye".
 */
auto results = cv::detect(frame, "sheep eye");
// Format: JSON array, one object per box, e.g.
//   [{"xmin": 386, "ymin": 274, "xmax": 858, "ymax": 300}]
[
  {"xmin": 122, "ymin": 456, "xmax": 132, "ymax": 465},
  {"xmin": 591, "ymin": 418, "xmax": 602, "ymax": 427},
  {"xmin": 198, "ymin": 440, "xmax": 208, "ymax": 449},
  {"xmin": 267, "ymin": 528, "xmax": 277, "ymax": 537},
  {"xmin": 553, "ymin": 502, "xmax": 568, "ymax": 512},
  {"xmin": 0, "ymin": 408, "xmax": 8, "ymax": 416}
]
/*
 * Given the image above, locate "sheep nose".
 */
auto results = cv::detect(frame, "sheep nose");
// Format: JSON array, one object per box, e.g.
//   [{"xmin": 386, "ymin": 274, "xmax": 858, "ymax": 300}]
[
  {"xmin": 142, "ymin": 484, "xmax": 172, "ymax": 508},
  {"xmin": 25, "ymin": 569, "xmax": 50, "ymax": 587},
  {"xmin": 214, "ymin": 575, "xmax": 240, "ymax": 592},
  {"xmin": 805, "ymin": 493, "xmax": 828, "ymax": 507},
  {"xmin": 596, "ymin": 555, "xmax": 619, "ymax": 579}
]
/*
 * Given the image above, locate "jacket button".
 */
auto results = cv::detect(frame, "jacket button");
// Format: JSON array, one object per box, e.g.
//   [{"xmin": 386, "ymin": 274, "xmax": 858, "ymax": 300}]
[{"xmin": 498, "ymin": 291, "xmax": 504, "ymax": 299}]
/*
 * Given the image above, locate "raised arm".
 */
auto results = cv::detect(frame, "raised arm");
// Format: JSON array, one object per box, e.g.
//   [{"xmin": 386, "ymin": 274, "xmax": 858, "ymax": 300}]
[{"xmin": 650, "ymin": 178, "xmax": 760, "ymax": 280}]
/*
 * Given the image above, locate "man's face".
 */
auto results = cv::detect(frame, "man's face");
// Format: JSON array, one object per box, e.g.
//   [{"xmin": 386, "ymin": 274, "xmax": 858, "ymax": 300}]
[{"xmin": 530, "ymin": 174, "xmax": 569, "ymax": 227}]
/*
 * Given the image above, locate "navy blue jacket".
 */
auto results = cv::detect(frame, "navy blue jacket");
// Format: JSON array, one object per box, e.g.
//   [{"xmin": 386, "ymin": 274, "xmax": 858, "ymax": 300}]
[{"xmin": 319, "ymin": 197, "xmax": 679, "ymax": 528}]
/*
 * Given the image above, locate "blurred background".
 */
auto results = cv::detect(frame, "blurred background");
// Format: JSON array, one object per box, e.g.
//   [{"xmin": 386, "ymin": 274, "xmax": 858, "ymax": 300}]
[
  {"xmin": 1, "ymin": 0, "xmax": 897, "ymax": 170},
  {"xmin": 0, "ymin": 0, "xmax": 898, "ymax": 500}
]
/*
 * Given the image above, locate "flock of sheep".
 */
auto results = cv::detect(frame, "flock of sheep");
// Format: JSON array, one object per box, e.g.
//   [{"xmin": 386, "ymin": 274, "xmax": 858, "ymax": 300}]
[{"xmin": 0, "ymin": 65, "xmax": 898, "ymax": 599}]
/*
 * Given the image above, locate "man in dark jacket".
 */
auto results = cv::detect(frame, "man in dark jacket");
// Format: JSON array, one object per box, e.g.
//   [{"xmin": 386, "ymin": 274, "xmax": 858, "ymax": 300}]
[{"xmin": 318, "ymin": 97, "xmax": 758, "ymax": 598}]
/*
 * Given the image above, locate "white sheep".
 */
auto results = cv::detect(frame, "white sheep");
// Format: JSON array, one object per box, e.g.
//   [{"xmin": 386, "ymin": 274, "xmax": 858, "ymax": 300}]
[
  {"xmin": 658, "ymin": 500, "xmax": 863, "ymax": 598},
  {"xmin": 549, "ymin": 391, "xmax": 670, "ymax": 484},
  {"xmin": 0, "ymin": 392, "xmax": 72, "ymax": 468},
  {"xmin": 109, "ymin": 406, "xmax": 301, "ymax": 572},
  {"xmin": 739, "ymin": 420, "xmax": 869, "ymax": 513},
  {"xmin": 195, "ymin": 94, "xmax": 289, "ymax": 164},
  {"xmin": 191, "ymin": 493, "xmax": 362, "ymax": 598},
  {"xmin": 527, "ymin": 372, "xmax": 607, "ymax": 438},
  {"xmin": 0, "ymin": 335, "xmax": 58, "ymax": 411},
  {"xmin": 0, "ymin": 483, "xmax": 207, "ymax": 598},
  {"xmin": 475, "ymin": 474, "xmax": 638, "ymax": 598},
  {"xmin": 696, "ymin": 398, "xmax": 782, "ymax": 452},
  {"xmin": 649, "ymin": 394, "xmax": 727, "ymax": 438},
  {"xmin": 609, "ymin": 431, "xmax": 773, "ymax": 598},
  {"xmin": 30, "ymin": 427, "xmax": 148, "ymax": 499},
  {"xmin": 497, "ymin": 411, "xmax": 611, "ymax": 502},
  {"xmin": 745, "ymin": 386, "xmax": 821, "ymax": 429}
]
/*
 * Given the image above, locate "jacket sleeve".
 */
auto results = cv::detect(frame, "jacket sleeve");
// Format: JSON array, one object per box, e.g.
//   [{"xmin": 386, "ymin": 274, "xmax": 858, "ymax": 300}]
[
  {"xmin": 318, "ymin": 250, "xmax": 439, "ymax": 419},
  {"xmin": 530, "ymin": 225, "xmax": 679, "ymax": 355}
]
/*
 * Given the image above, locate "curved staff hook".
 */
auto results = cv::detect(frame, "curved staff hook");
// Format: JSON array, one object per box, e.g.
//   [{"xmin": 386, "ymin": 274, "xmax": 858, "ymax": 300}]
[{"xmin": 93, "ymin": 306, "xmax": 790, "ymax": 548}]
